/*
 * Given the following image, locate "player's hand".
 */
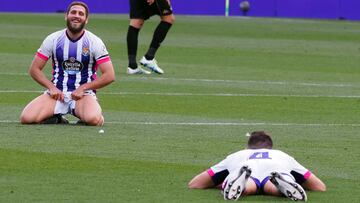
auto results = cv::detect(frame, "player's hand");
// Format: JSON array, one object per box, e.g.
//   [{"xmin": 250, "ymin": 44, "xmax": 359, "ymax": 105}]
[
  {"xmin": 48, "ymin": 87, "xmax": 64, "ymax": 102},
  {"xmin": 71, "ymin": 86, "xmax": 85, "ymax": 101},
  {"xmin": 147, "ymin": 0, "xmax": 155, "ymax": 5}
]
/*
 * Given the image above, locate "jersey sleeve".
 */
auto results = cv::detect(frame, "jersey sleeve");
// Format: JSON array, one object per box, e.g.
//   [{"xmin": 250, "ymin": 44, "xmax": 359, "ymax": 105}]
[
  {"xmin": 36, "ymin": 33, "xmax": 55, "ymax": 61},
  {"xmin": 289, "ymin": 156, "xmax": 312, "ymax": 184},
  {"xmin": 207, "ymin": 151, "xmax": 246, "ymax": 186},
  {"xmin": 208, "ymin": 158, "xmax": 230, "ymax": 186},
  {"xmin": 207, "ymin": 150, "xmax": 252, "ymax": 186},
  {"xmin": 92, "ymin": 36, "xmax": 111, "ymax": 65}
]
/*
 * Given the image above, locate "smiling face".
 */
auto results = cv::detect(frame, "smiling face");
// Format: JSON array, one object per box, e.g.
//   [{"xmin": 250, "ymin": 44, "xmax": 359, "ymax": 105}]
[{"xmin": 65, "ymin": 4, "xmax": 88, "ymax": 34}]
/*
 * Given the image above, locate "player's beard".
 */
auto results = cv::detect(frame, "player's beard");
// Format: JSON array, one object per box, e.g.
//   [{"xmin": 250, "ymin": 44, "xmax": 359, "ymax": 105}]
[{"xmin": 66, "ymin": 19, "xmax": 86, "ymax": 34}]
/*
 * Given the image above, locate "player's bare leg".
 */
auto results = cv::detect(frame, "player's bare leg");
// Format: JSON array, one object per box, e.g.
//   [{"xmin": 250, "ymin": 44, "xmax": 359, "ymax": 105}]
[
  {"xmin": 20, "ymin": 94, "xmax": 56, "ymax": 124},
  {"xmin": 160, "ymin": 13, "xmax": 175, "ymax": 24},
  {"xmin": 75, "ymin": 95, "xmax": 104, "ymax": 126}
]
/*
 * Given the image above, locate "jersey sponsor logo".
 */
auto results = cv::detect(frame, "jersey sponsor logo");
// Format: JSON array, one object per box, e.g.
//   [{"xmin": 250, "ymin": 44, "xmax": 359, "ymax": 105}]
[{"xmin": 62, "ymin": 57, "xmax": 84, "ymax": 75}]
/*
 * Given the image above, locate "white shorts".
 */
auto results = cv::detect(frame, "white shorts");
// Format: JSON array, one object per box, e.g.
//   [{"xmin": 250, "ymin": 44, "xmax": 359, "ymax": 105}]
[{"xmin": 45, "ymin": 91, "xmax": 97, "ymax": 115}]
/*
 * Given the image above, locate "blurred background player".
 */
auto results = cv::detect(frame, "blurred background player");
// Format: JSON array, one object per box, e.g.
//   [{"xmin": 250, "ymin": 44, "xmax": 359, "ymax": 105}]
[
  {"xmin": 20, "ymin": 1, "xmax": 115, "ymax": 126},
  {"xmin": 188, "ymin": 131, "xmax": 326, "ymax": 201},
  {"xmin": 126, "ymin": 0, "xmax": 175, "ymax": 75}
]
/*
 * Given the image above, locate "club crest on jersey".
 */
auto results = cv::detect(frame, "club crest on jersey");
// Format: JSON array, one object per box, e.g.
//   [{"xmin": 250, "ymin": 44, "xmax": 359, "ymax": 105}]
[
  {"xmin": 82, "ymin": 47, "xmax": 89, "ymax": 56},
  {"xmin": 62, "ymin": 57, "xmax": 83, "ymax": 75}
]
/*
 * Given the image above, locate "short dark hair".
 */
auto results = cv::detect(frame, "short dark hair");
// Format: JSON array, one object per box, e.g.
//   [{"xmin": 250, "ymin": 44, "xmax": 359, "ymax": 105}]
[
  {"xmin": 247, "ymin": 131, "xmax": 273, "ymax": 149},
  {"xmin": 66, "ymin": 1, "xmax": 89, "ymax": 18}
]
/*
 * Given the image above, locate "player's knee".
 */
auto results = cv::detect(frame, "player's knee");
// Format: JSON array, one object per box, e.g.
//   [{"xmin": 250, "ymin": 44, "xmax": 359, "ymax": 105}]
[
  {"xmin": 162, "ymin": 15, "xmax": 175, "ymax": 24},
  {"xmin": 130, "ymin": 19, "xmax": 144, "ymax": 29},
  {"xmin": 83, "ymin": 115, "xmax": 103, "ymax": 126},
  {"xmin": 20, "ymin": 113, "xmax": 36, "ymax": 124},
  {"xmin": 20, "ymin": 115, "xmax": 29, "ymax": 124},
  {"xmin": 169, "ymin": 15, "xmax": 175, "ymax": 24}
]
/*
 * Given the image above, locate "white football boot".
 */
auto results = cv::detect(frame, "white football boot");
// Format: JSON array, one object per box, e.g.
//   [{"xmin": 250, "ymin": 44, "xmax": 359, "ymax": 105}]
[
  {"xmin": 139, "ymin": 56, "xmax": 164, "ymax": 74},
  {"xmin": 223, "ymin": 165, "xmax": 252, "ymax": 201},
  {"xmin": 270, "ymin": 172, "xmax": 307, "ymax": 201},
  {"xmin": 127, "ymin": 67, "xmax": 151, "ymax": 75}
]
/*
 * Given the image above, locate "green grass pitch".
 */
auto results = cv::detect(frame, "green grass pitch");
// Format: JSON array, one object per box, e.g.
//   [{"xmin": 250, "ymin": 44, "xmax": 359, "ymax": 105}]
[{"xmin": 0, "ymin": 13, "xmax": 360, "ymax": 202}]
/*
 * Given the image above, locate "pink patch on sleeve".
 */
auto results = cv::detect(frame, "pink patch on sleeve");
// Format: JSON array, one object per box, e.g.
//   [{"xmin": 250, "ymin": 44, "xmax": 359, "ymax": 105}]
[
  {"xmin": 304, "ymin": 171, "xmax": 312, "ymax": 179},
  {"xmin": 207, "ymin": 169, "xmax": 215, "ymax": 177},
  {"xmin": 36, "ymin": 52, "xmax": 49, "ymax": 61},
  {"xmin": 96, "ymin": 56, "xmax": 110, "ymax": 65}
]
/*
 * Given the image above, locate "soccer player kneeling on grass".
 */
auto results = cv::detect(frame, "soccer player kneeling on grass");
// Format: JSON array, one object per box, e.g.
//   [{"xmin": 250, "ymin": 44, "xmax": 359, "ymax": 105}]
[
  {"xmin": 188, "ymin": 131, "xmax": 326, "ymax": 201},
  {"xmin": 20, "ymin": 1, "xmax": 115, "ymax": 126}
]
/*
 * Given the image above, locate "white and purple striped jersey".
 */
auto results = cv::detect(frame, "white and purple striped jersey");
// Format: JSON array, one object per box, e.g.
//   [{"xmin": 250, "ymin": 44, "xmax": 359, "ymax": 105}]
[
  {"xmin": 207, "ymin": 149, "xmax": 311, "ymax": 188},
  {"xmin": 36, "ymin": 29, "xmax": 111, "ymax": 93}
]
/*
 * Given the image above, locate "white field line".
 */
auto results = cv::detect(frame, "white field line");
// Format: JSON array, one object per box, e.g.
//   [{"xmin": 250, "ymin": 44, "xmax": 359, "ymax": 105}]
[
  {"xmin": 100, "ymin": 92, "xmax": 360, "ymax": 98},
  {"xmin": 150, "ymin": 77, "xmax": 356, "ymax": 88},
  {"xmin": 0, "ymin": 90, "xmax": 359, "ymax": 98},
  {"xmin": 0, "ymin": 73, "xmax": 357, "ymax": 88},
  {"xmin": 0, "ymin": 90, "xmax": 42, "ymax": 93},
  {"xmin": 0, "ymin": 73, "xmax": 28, "ymax": 76},
  {"xmin": 106, "ymin": 121, "xmax": 360, "ymax": 127},
  {"xmin": 1, "ymin": 120, "xmax": 360, "ymax": 127}
]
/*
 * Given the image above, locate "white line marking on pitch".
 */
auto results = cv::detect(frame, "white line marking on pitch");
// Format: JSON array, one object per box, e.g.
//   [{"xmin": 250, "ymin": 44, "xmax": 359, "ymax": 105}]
[
  {"xmin": 100, "ymin": 92, "xmax": 360, "ymax": 98},
  {"xmin": 0, "ymin": 73, "xmax": 28, "ymax": 76},
  {"xmin": 1, "ymin": 120, "xmax": 360, "ymax": 127},
  {"xmin": 105, "ymin": 121, "xmax": 360, "ymax": 127},
  {"xmin": 1, "ymin": 73, "xmax": 358, "ymax": 88},
  {"xmin": 150, "ymin": 77, "xmax": 356, "ymax": 88},
  {"xmin": 0, "ymin": 90, "xmax": 359, "ymax": 98}
]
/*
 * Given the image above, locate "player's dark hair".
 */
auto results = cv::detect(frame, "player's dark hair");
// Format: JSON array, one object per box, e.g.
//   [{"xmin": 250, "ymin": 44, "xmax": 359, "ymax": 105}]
[
  {"xmin": 67, "ymin": 1, "xmax": 89, "ymax": 18},
  {"xmin": 247, "ymin": 131, "xmax": 273, "ymax": 149}
]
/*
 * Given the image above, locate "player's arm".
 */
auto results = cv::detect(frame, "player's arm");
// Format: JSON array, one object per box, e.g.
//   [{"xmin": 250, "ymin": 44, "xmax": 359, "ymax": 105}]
[
  {"xmin": 71, "ymin": 58, "xmax": 115, "ymax": 100},
  {"xmin": 301, "ymin": 173, "xmax": 326, "ymax": 192},
  {"xmin": 29, "ymin": 55, "xmax": 64, "ymax": 101},
  {"xmin": 82, "ymin": 58, "xmax": 115, "ymax": 90},
  {"xmin": 189, "ymin": 154, "xmax": 237, "ymax": 189},
  {"xmin": 188, "ymin": 171, "xmax": 215, "ymax": 189},
  {"xmin": 288, "ymin": 155, "xmax": 326, "ymax": 192}
]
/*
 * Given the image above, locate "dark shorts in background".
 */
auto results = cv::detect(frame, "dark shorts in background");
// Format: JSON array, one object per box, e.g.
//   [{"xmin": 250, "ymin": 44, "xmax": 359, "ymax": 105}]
[{"xmin": 130, "ymin": 0, "xmax": 173, "ymax": 20}]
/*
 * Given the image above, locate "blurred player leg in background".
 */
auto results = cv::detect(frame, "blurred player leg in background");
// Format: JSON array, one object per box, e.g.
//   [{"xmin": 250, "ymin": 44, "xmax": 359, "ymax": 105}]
[{"xmin": 127, "ymin": 0, "xmax": 174, "ymax": 75}]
